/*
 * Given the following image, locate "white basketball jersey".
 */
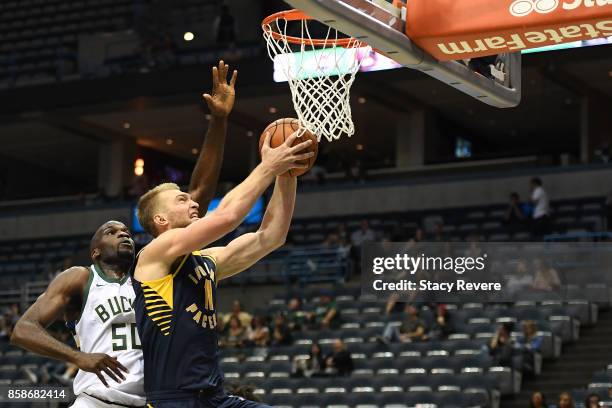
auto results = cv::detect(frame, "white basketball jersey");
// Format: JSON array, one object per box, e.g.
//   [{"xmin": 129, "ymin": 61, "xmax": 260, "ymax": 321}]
[{"xmin": 73, "ymin": 265, "xmax": 145, "ymax": 406}]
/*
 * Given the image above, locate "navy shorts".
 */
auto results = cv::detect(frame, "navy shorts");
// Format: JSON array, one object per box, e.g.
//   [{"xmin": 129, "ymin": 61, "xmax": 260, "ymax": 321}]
[{"xmin": 146, "ymin": 388, "xmax": 273, "ymax": 408}]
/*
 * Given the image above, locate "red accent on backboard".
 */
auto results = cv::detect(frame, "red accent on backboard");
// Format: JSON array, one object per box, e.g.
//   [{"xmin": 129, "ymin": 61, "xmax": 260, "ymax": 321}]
[{"xmin": 405, "ymin": 0, "xmax": 612, "ymax": 61}]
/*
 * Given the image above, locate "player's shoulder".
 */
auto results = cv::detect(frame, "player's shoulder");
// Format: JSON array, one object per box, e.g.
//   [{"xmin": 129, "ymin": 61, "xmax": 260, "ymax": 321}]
[{"xmin": 51, "ymin": 266, "xmax": 91, "ymax": 291}]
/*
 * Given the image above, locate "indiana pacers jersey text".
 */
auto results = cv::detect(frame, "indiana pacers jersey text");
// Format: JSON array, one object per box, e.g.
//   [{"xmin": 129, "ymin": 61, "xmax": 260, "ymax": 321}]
[{"xmin": 132, "ymin": 251, "xmax": 222, "ymax": 397}]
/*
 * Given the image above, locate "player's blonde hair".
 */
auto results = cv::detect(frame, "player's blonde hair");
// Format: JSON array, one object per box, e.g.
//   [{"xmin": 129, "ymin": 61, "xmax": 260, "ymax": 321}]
[{"xmin": 137, "ymin": 183, "xmax": 180, "ymax": 236}]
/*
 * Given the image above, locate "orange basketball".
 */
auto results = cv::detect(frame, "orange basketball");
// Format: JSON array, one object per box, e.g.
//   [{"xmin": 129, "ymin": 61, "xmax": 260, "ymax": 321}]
[{"xmin": 258, "ymin": 118, "xmax": 318, "ymax": 177}]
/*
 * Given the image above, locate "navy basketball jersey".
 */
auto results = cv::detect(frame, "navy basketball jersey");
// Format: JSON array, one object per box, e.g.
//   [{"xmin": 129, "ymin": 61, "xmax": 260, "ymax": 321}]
[{"xmin": 132, "ymin": 251, "xmax": 222, "ymax": 395}]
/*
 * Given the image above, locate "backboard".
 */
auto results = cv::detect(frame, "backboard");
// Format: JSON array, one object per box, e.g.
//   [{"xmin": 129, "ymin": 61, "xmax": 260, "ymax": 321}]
[{"xmin": 282, "ymin": 0, "xmax": 522, "ymax": 108}]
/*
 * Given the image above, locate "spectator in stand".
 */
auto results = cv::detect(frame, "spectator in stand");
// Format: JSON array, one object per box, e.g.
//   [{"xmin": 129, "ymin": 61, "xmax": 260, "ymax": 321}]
[
  {"xmin": 532, "ymin": 258, "xmax": 561, "ymax": 292},
  {"xmin": 504, "ymin": 192, "xmax": 527, "ymax": 233},
  {"xmin": 350, "ymin": 220, "xmax": 377, "ymax": 247},
  {"xmin": 287, "ymin": 297, "xmax": 307, "ymax": 331},
  {"xmin": 325, "ymin": 339, "xmax": 354, "ymax": 376},
  {"xmin": 247, "ymin": 315, "xmax": 270, "ymax": 347},
  {"xmin": 381, "ymin": 304, "xmax": 427, "ymax": 343},
  {"xmin": 271, "ymin": 313, "xmax": 293, "ymax": 346},
  {"xmin": 347, "ymin": 159, "xmax": 366, "ymax": 183},
  {"xmin": 489, "ymin": 323, "xmax": 514, "ymax": 366},
  {"xmin": 222, "ymin": 300, "xmax": 252, "ymax": 328},
  {"xmin": 428, "ymin": 304, "xmax": 454, "ymax": 340},
  {"xmin": 558, "ymin": 392, "xmax": 575, "ymax": 408},
  {"xmin": 506, "ymin": 259, "xmax": 533, "ymax": 296},
  {"xmin": 414, "ymin": 228, "xmax": 425, "ymax": 242},
  {"xmin": 530, "ymin": 391, "xmax": 548, "ymax": 408},
  {"xmin": 307, "ymin": 292, "xmax": 339, "ymax": 329},
  {"xmin": 385, "ymin": 293, "xmax": 406, "ymax": 315},
  {"xmin": 0, "ymin": 315, "xmax": 8, "ymax": 340},
  {"xmin": 292, "ymin": 342, "xmax": 325, "ymax": 378},
  {"xmin": 214, "ymin": 5, "xmax": 237, "ymax": 45},
  {"xmin": 219, "ymin": 315, "xmax": 248, "ymax": 348},
  {"xmin": 516, "ymin": 320, "xmax": 543, "ymax": 374},
  {"xmin": 585, "ymin": 393, "xmax": 601, "ymax": 408},
  {"xmin": 530, "ymin": 177, "xmax": 551, "ymax": 239},
  {"xmin": 336, "ymin": 223, "xmax": 349, "ymax": 242},
  {"xmin": 323, "ymin": 232, "xmax": 340, "ymax": 247},
  {"xmin": 431, "ymin": 222, "xmax": 446, "ymax": 242}
]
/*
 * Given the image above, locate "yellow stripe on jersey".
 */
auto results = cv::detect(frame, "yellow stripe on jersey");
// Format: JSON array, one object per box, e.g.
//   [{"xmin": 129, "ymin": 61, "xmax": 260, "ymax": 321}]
[{"xmin": 142, "ymin": 274, "xmax": 173, "ymax": 309}]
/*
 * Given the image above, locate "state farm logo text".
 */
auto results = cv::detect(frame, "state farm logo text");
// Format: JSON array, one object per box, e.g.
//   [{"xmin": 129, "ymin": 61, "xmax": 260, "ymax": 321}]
[{"xmin": 510, "ymin": 0, "xmax": 611, "ymax": 17}]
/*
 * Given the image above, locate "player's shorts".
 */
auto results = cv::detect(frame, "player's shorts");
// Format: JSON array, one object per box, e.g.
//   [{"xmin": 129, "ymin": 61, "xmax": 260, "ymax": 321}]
[
  {"xmin": 146, "ymin": 389, "xmax": 273, "ymax": 408},
  {"xmin": 71, "ymin": 393, "xmax": 145, "ymax": 407}
]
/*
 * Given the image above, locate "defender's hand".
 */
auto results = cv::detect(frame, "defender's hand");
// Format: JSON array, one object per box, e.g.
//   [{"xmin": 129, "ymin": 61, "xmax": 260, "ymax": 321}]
[
  {"xmin": 203, "ymin": 60, "xmax": 237, "ymax": 118},
  {"xmin": 74, "ymin": 352, "xmax": 128, "ymax": 387},
  {"xmin": 260, "ymin": 131, "xmax": 314, "ymax": 176}
]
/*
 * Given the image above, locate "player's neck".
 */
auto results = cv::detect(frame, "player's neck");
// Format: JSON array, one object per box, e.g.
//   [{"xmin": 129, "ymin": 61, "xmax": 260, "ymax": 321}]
[{"xmin": 96, "ymin": 259, "xmax": 130, "ymax": 279}]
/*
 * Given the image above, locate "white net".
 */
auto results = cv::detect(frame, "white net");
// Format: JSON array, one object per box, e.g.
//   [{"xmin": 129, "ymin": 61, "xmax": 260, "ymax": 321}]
[{"xmin": 263, "ymin": 15, "xmax": 368, "ymax": 142}]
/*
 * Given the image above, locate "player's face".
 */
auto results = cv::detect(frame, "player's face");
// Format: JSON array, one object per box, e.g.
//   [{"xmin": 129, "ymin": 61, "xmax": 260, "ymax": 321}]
[
  {"xmin": 93, "ymin": 221, "xmax": 134, "ymax": 262},
  {"xmin": 159, "ymin": 190, "xmax": 200, "ymax": 229}
]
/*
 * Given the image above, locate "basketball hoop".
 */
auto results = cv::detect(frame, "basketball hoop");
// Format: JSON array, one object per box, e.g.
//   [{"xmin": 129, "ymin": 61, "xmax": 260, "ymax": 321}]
[{"xmin": 262, "ymin": 10, "xmax": 369, "ymax": 142}]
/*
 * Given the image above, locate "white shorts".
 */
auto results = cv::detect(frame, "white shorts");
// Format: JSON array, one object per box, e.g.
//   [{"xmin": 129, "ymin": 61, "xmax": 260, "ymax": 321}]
[{"xmin": 71, "ymin": 393, "xmax": 139, "ymax": 408}]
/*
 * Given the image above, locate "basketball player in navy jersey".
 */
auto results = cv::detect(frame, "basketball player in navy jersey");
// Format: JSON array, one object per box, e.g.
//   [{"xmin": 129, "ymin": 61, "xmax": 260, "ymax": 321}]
[
  {"xmin": 11, "ymin": 60, "xmax": 238, "ymax": 408},
  {"xmin": 132, "ymin": 132, "xmax": 313, "ymax": 407}
]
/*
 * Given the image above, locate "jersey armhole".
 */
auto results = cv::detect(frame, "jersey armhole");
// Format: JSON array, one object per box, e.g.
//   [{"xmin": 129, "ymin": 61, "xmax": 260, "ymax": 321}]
[{"xmin": 75, "ymin": 267, "xmax": 94, "ymax": 324}]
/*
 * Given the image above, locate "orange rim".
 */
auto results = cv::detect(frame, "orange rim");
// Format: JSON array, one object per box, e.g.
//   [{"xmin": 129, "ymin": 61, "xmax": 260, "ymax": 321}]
[{"xmin": 262, "ymin": 9, "xmax": 363, "ymax": 48}]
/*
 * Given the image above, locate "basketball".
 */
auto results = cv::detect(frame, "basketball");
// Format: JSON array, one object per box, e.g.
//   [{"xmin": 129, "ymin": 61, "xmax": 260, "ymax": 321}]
[{"xmin": 258, "ymin": 118, "xmax": 318, "ymax": 177}]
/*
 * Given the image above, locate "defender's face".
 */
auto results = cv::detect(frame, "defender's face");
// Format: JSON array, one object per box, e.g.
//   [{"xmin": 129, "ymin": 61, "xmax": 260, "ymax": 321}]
[
  {"xmin": 158, "ymin": 190, "xmax": 200, "ymax": 229},
  {"xmin": 94, "ymin": 221, "xmax": 134, "ymax": 261}
]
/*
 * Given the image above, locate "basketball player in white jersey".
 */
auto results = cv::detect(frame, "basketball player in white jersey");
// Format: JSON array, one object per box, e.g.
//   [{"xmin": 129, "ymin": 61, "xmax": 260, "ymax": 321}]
[{"xmin": 10, "ymin": 60, "xmax": 238, "ymax": 407}]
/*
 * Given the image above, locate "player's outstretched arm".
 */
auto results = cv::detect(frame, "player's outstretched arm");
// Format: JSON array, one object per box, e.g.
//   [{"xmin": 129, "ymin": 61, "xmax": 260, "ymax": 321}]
[
  {"xmin": 189, "ymin": 60, "xmax": 238, "ymax": 214},
  {"xmin": 138, "ymin": 133, "xmax": 312, "ymax": 272},
  {"xmin": 203, "ymin": 175, "xmax": 297, "ymax": 281},
  {"xmin": 11, "ymin": 267, "xmax": 128, "ymax": 387}
]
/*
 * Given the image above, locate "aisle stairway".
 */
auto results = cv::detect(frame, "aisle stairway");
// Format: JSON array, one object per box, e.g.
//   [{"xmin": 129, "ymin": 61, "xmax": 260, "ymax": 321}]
[{"xmin": 503, "ymin": 310, "xmax": 612, "ymax": 408}]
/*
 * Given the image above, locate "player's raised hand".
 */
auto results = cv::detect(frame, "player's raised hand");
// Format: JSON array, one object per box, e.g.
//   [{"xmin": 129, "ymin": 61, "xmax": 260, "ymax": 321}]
[
  {"xmin": 203, "ymin": 60, "xmax": 238, "ymax": 118},
  {"xmin": 260, "ymin": 131, "xmax": 315, "ymax": 176},
  {"xmin": 74, "ymin": 352, "xmax": 128, "ymax": 387}
]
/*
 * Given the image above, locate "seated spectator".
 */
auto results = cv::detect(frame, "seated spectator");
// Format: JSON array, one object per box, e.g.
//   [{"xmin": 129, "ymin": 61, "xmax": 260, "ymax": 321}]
[
  {"xmin": 292, "ymin": 342, "xmax": 325, "ymax": 378},
  {"xmin": 585, "ymin": 393, "xmax": 600, "ymax": 408},
  {"xmin": 385, "ymin": 293, "xmax": 406, "ymax": 315},
  {"xmin": 489, "ymin": 323, "xmax": 514, "ymax": 366},
  {"xmin": 325, "ymin": 339, "xmax": 354, "ymax": 376},
  {"xmin": 337, "ymin": 237, "xmax": 352, "ymax": 260},
  {"xmin": 219, "ymin": 315, "xmax": 248, "ymax": 348},
  {"xmin": 506, "ymin": 259, "xmax": 534, "ymax": 296},
  {"xmin": 271, "ymin": 313, "xmax": 293, "ymax": 346},
  {"xmin": 558, "ymin": 392, "xmax": 575, "ymax": 408},
  {"xmin": 350, "ymin": 220, "xmax": 377, "ymax": 248},
  {"xmin": 381, "ymin": 304, "xmax": 427, "ymax": 343},
  {"xmin": 431, "ymin": 222, "xmax": 446, "ymax": 242},
  {"xmin": 428, "ymin": 304, "xmax": 454, "ymax": 340},
  {"xmin": 530, "ymin": 391, "xmax": 548, "ymax": 408},
  {"xmin": 336, "ymin": 223, "xmax": 349, "ymax": 242},
  {"xmin": 306, "ymin": 292, "xmax": 339, "ymax": 329},
  {"xmin": 516, "ymin": 320, "xmax": 543, "ymax": 374},
  {"xmin": 504, "ymin": 192, "xmax": 527, "ymax": 232},
  {"xmin": 222, "ymin": 300, "xmax": 252, "ymax": 328},
  {"xmin": 532, "ymin": 258, "xmax": 561, "ymax": 292},
  {"xmin": 247, "ymin": 315, "xmax": 270, "ymax": 347},
  {"xmin": 323, "ymin": 232, "xmax": 340, "ymax": 247},
  {"xmin": 286, "ymin": 297, "xmax": 307, "ymax": 331}
]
